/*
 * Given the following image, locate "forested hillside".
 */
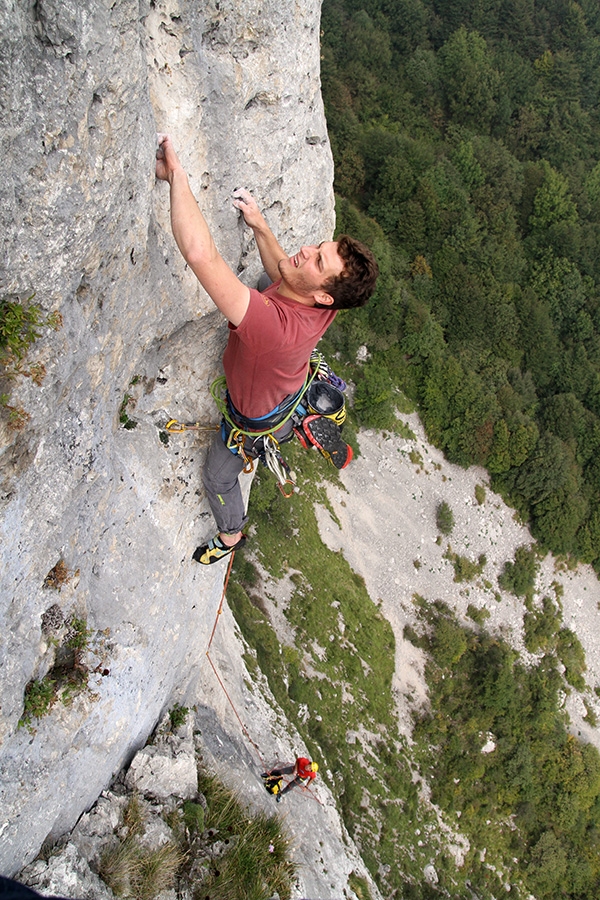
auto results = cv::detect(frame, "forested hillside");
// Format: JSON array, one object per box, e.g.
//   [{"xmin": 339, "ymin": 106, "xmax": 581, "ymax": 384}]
[{"xmin": 321, "ymin": 0, "xmax": 600, "ymax": 569}]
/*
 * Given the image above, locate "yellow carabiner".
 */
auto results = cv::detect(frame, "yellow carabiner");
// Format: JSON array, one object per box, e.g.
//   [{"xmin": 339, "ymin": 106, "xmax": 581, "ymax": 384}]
[{"xmin": 165, "ymin": 419, "xmax": 187, "ymax": 433}]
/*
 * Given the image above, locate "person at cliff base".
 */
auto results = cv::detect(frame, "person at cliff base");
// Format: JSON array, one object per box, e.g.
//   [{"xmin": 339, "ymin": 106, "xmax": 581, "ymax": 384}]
[
  {"xmin": 155, "ymin": 133, "xmax": 379, "ymax": 565},
  {"xmin": 262, "ymin": 757, "xmax": 319, "ymax": 802}
]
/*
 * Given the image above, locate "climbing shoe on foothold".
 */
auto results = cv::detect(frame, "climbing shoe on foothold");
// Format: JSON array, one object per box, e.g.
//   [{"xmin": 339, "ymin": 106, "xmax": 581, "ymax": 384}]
[
  {"xmin": 276, "ymin": 793, "xmax": 283, "ymax": 803},
  {"xmin": 299, "ymin": 415, "xmax": 353, "ymax": 469},
  {"xmin": 192, "ymin": 533, "xmax": 247, "ymax": 565}
]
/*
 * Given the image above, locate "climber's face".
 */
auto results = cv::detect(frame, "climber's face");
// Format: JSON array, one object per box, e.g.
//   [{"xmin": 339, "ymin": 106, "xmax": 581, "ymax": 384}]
[{"xmin": 278, "ymin": 241, "xmax": 344, "ymax": 305}]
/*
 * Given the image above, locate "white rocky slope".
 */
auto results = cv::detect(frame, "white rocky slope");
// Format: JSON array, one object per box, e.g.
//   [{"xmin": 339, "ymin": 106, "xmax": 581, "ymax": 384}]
[{"xmin": 317, "ymin": 417, "xmax": 600, "ymax": 749}]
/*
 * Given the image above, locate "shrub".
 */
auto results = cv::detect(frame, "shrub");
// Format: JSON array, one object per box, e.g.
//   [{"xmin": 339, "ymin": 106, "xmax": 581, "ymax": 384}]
[
  {"xmin": 475, "ymin": 483, "xmax": 486, "ymax": 505},
  {"xmin": 430, "ymin": 616, "xmax": 468, "ymax": 667},
  {"xmin": 523, "ymin": 596, "xmax": 560, "ymax": 653},
  {"xmin": 556, "ymin": 628, "xmax": 586, "ymax": 690},
  {"xmin": 446, "ymin": 550, "xmax": 486, "ymax": 582},
  {"xmin": 498, "ymin": 544, "xmax": 538, "ymax": 597},
  {"xmin": 466, "ymin": 604, "xmax": 490, "ymax": 625},
  {"xmin": 436, "ymin": 500, "xmax": 454, "ymax": 535}
]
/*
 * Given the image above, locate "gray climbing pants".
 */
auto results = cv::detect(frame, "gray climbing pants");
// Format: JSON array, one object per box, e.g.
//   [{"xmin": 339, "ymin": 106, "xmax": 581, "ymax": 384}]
[{"xmin": 202, "ymin": 420, "xmax": 293, "ymax": 536}]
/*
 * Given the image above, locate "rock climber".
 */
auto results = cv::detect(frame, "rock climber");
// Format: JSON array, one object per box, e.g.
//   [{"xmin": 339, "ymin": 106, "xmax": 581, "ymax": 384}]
[
  {"xmin": 263, "ymin": 756, "xmax": 319, "ymax": 802},
  {"xmin": 155, "ymin": 133, "xmax": 379, "ymax": 564}
]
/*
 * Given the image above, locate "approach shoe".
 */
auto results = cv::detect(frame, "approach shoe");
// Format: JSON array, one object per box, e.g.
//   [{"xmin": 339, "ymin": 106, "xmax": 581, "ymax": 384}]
[
  {"xmin": 192, "ymin": 533, "xmax": 246, "ymax": 565},
  {"xmin": 299, "ymin": 414, "xmax": 353, "ymax": 469}
]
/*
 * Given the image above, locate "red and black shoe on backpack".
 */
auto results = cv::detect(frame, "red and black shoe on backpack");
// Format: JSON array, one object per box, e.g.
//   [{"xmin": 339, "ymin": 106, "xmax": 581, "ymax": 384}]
[{"xmin": 294, "ymin": 414, "xmax": 353, "ymax": 469}]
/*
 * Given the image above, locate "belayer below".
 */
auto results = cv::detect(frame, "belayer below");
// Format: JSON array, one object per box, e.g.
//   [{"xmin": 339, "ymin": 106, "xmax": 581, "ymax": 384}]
[
  {"xmin": 155, "ymin": 134, "xmax": 379, "ymax": 564},
  {"xmin": 262, "ymin": 757, "xmax": 319, "ymax": 802}
]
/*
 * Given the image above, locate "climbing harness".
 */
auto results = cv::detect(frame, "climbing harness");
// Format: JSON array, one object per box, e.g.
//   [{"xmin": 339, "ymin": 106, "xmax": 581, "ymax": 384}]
[
  {"xmin": 210, "ymin": 362, "xmax": 319, "ymax": 441},
  {"xmin": 165, "ymin": 350, "xmax": 352, "ymax": 491},
  {"xmin": 261, "ymin": 773, "xmax": 284, "ymax": 795},
  {"xmin": 212, "ymin": 350, "xmax": 350, "ymax": 484}
]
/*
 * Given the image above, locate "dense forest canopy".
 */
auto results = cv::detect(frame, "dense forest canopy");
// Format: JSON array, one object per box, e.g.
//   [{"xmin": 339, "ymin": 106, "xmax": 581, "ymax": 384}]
[{"xmin": 321, "ymin": 0, "xmax": 600, "ymax": 569}]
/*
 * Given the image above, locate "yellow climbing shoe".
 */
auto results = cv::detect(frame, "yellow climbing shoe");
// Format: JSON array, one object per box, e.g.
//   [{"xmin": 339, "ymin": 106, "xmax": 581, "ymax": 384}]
[{"xmin": 192, "ymin": 533, "xmax": 247, "ymax": 565}]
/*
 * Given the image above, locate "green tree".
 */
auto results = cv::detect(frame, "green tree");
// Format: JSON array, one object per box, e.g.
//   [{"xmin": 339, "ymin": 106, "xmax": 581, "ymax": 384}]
[
  {"xmin": 528, "ymin": 160, "xmax": 580, "ymax": 254},
  {"xmin": 528, "ymin": 831, "xmax": 568, "ymax": 898},
  {"xmin": 438, "ymin": 26, "xmax": 500, "ymax": 129}
]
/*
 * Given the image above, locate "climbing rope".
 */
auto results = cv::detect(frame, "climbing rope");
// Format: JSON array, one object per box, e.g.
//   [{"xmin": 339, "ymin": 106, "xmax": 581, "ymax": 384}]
[
  {"xmin": 205, "ymin": 551, "xmax": 265, "ymax": 767},
  {"xmin": 204, "ymin": 553, "xmax": 323, "ymax": 805}
]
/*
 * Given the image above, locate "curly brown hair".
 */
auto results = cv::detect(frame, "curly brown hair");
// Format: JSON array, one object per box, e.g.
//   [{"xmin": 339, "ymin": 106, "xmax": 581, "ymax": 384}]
[{"xmin": 319, "ymin": 235, "xmax": 379, "ymax": 310}]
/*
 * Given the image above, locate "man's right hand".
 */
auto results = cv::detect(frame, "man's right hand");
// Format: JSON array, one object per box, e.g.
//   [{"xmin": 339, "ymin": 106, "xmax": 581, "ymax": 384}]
[{"xmin": 155, "ymin": 133, "xmax": 183, "ymax": 184}]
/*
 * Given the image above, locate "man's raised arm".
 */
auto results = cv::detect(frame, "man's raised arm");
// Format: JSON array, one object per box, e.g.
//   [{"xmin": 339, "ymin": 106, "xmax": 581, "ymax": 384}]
[
  {"xmin": 155, "ymin": 134, "xmax": 250, "ymax": 326},
  {"xmin": 232, "ymin": 189, "xmax": 288, "ymax": 283}
]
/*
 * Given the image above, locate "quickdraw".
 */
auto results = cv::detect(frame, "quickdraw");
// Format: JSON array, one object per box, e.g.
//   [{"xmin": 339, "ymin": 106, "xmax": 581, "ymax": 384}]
[
  {"xmin": 263, "ymin": 434, "xmax": 298, "ymax": 498},
  {"xmin": 165, "ymin": 419, "xmax": 219, "ymax": 435}
]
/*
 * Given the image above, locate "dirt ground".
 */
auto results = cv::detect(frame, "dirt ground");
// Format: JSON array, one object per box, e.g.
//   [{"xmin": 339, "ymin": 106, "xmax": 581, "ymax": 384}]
[{"xmin": 313, "ymin": 413, "xmax": 600, "ymax": 749}]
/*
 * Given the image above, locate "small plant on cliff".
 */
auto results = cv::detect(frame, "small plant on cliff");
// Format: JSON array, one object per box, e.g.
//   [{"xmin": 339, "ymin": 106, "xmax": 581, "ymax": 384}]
[
  {"xmin": 20, "ymin": 677, "xmax": 57, "ymax": 726},
  {"xmin": 1, "ymin": 293, "xmax": 44, "ymax": 362},
  {"xmin": 66, "ymin": 616, "xmax": 92, "ymax": 651},
  {"xmin": 0, "ymin": 294, "xmax": 62, "ymax": 370},
  {"xmin": 19, "ymin": 614, "xmax": 93, "ymax": 728},
  {"xmin": 1, "ymin": 294, "xmax": 62, "ymax": 429},
  {"xmin": 0, "ymin": 395, "xmax": 30, "ymax": 431},
  {"xmin": 119, "ymin": 393, "xmax": 138, "ymax": 429},
  {"xmin": 168, "ymin": 703, "xmax": 189, "ymax": 730}
]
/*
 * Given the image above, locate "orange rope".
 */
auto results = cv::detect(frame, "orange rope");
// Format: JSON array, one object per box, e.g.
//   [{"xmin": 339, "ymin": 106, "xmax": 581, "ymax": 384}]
[
  {"xmin": 205, "ymin": 550, "xmax": 265, "ymax": 766},
  {"xmin": 205, "ymin": 551, "xmax": 323, "ymax": 804}
]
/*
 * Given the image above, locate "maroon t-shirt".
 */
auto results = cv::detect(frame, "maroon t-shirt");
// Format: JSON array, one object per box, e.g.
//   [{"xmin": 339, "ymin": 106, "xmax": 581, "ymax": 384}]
[{"xmin": 223, "ymin": 281, "xmax": 337, "ymax": 419}]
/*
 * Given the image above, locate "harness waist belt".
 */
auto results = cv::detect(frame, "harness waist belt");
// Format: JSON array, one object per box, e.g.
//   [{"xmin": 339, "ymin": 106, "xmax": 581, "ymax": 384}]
[{"xmin": 226, "ymin": 386, "xmax": 305, "ymax": 434}]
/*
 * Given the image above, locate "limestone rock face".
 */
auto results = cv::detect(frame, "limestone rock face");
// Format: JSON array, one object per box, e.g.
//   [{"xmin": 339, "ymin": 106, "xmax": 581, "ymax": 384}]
[{"xmin": 0, "ymin": 0, "xmax": 334, "ymax": 874}]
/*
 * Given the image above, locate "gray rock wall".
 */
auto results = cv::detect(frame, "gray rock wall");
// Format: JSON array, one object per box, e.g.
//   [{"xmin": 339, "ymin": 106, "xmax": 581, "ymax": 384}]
[{"xmin": 0, "ymin": 0, "xmax": 334, "ymax": 875}]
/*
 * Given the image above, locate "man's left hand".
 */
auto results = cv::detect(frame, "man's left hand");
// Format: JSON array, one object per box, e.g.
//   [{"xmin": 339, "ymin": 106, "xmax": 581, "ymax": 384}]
[{"xmin": 232, "ymin": 188, "xmax": 265, "ymax": 229}]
